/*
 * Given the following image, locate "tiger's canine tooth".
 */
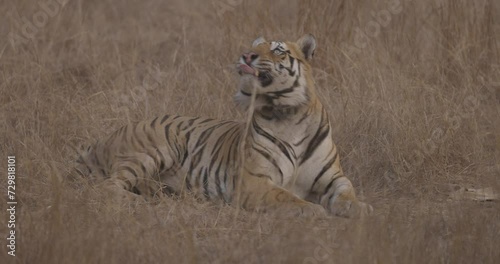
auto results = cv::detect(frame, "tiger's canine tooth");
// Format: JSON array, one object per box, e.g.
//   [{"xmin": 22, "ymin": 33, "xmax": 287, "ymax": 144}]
[{"xmin": 255, "ymin": 70, "xmax": 259, "ymax": 77}]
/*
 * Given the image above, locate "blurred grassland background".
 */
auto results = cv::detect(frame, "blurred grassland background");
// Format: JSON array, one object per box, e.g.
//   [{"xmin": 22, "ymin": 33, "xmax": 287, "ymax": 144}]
[{"xmin": 1, "ymin": 0, "xmax": 499, "ymax": 263}]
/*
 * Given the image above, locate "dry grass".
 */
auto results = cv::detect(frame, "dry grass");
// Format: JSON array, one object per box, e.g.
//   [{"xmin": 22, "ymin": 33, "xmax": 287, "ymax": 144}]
[{"xmin": 1, "ymin": 0, "xmax": 500, "ymax": 263}]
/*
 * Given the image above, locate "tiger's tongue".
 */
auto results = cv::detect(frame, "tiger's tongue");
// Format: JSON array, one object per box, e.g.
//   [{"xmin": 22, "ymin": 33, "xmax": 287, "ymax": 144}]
[{"xmin": 239, "ymin": 64, "xmax": 257, "ymax": 76}]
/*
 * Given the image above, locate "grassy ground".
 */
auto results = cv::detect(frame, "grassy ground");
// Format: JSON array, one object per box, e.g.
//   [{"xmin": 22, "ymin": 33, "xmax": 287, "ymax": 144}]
[{"xmin": 1, "ymin": 0, "xmax": 499, "ymax": 263}]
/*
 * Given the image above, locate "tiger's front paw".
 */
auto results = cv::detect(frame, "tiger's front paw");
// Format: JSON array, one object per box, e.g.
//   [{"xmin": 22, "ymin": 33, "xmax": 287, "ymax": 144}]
[
  {"xmin": 96, "ymin": 181, "xmax": 146, "ymax": 206},
  {"xmin": 270, "ymin": 202, "xmax": 328, "ymax": 218},
  {"xmin": 299, "ymin": 202, "xmax": 328, "ymax": 218},
  {"xmin": 331, "ymin": 200, "xmax": 373, "ymax": 218}
]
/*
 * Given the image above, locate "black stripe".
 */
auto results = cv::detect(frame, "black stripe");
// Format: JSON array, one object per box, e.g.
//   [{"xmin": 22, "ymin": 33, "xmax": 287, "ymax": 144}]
[
  {"xmin": 160, "ymin": 115, "xmax": 170, "ymax": 124},
  {"xmin": 300, "ymin": 110, "xmax": 330, "ymax": 164},
  {"xmin": 252, "ymin": 146, "xmax": 283, "ymax": 184},
  {"xmin": 179, "ymin": 118, "xmax": 198, "ymax": 130},
  {"xmin": 257, "ymin": 110, "xmax": 274, "ymax": 121},
  {"xmin": 121, "ymin": 157, "xmax": 147, "ymax": 176},
  {"xmin": 142, "ymin": 151, "xmax": 161, "ymax": 175},
  {"xmin": 310, "ymin": 152, "xmax": 337, "ymax": 190},
  {"xmin": 327, "ymin": 192, "xmax": 336, "ymax": 208},
  {"xmin": 88, "ymin": 147, "xmax": 100, "ymax": 169},
  {"xmin": 140, "ymin": 164, "xmax": 148, "ymax": 175},
  {"xmin": 209, "ymin": 144, "xmax": 223, "ymax": 198},
  {"xmin": 120, "ymin": 166, "xmax": 138, "ymax": 189},
  {"xmin": 176, "ymin": 120, "xmax": 184, "ymax": 131},
  {"xmin": 130, "ymin": 134, "xmax": 140, "ymax": 150},
  {"xmin": 188, "ymin": 117, "xmax": 198, "ymax": 126},
  {"xmin": 189, "ymin": 145, "xmax": 205, "ymax": 175},
  {"xmin": 209, "ymin": 149, "xmax": 222, "ymax": 172},
  {"xmin": 155, "ymin": 148, "xmax": 166, "ymax": 172},
  {"xmin": 164, "ymin": 123, "xmax": 172, "ymax": 142},
  {"xmin": 253, "ymin": 145, "xmax": 272, "ymax": 161},
  {"xmin": 195, "ymin": 122, "xmax": 230, "ymax": 149},
  {"xmin": 203, "ymin": 168, "xmax": 210, "ymax": 199},
  {"xmin": 181, "ymin": 149, "xmax": 189, "ymax": 166},
  {"xmin": 162, "ymin": 184, "xmax": 176, "ymax": 196},
  {"xmin": 223, "ymin": 172, "xmax": 231, "ymax": 203},
  {"xmin": 298, "ymin": 59, "xmax": 301, "ymax": 76},
  {"xmin": 247, "ymin": 170, "xmax": 273, "ymax": 181},
  {"xmin": 195, "ymin": 168, "xmax": 202, "ymax": 191},
  {"xmin": 273, "ymin": 85, "xmax": 295, "ymax": 96},
  {"xmin": 115, "ymin": 126, "xmax": 124, "ymax": 138},
  {"xmin": 323, "ymin": 171, "xmax": 342, "ymax": 196},
  {"xmin": 164, "ymin": 122, "xmax": 181, "ymax": 162},
  {"xmin": 210, "ymin": 129, "xmax": 232, "ymax": 155},
  {"xmin": 185, "ymin": 174, "xmax": 192, "ymax": 191},
  {"xmin": 132, "ymin": 186, "xmax": 141, "ymax": 195},
  {"xmin": 270, "ymin": 76, "xmax": 299, "ymax": 98},
  {"xmin": 214, "ymin": 159, "xmax": 224, "ymax": 200},
  {"xmin": 150, "ymin": 117, "xmax": 159, "ymax": 127},
  {"xmin": 198, "ymin": 118, "xmax": 214, "ymax": 125},
  {"xmin": 188, "ymin": 122, "xmax": 223, "ymax": 179},
  {"xmin": 228, "ymin": 131, "xmax": 240, "ymax": 167},
  {"xmin": 226, "ymin": 130, "xmax": 241, "ymax": 192},
  {"xmin": 180, "ymin": 130, "xmax": 192, "ymax": 166},
  {"xmin": 209, "ymin": 127, "xmax": 235, "ymax": 181},
  {"xmin": 136, "ymin": 124, "xmax": 149, "ymax": 149},
  {"xmin": 240, "ymin": 90, "xmax": 252, "ymax": 96},
  {"xmin": 145, "ymin": 124, "xmax": 156, "ymax": 145},
  {"xmin": 105, "ymin": 126, "xmax": 120, "ymax": 147},
  {"xmin": 293, "ymin": 135, "xmax": 309, "ymax": 146},
  {"xmin": 295, "ymin": 110, "xmax": 310, "ymax": 125},
  {"xmin": 241, "ymin": 195, "xmax": 251, "ymax": 209},
  {"xmin": 252, "ymin": 119, "xmax": 294, "ymax": 164},
  {"xmin": 284, "ymin": 66, "xmax": 296, "ymax": 76}
]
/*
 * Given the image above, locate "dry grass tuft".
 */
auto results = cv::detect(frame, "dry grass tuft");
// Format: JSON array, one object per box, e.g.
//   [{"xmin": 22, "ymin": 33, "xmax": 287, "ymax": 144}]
[{"xmin": 1, "ymin": 0, "xmax": 499, "ymax": 263}]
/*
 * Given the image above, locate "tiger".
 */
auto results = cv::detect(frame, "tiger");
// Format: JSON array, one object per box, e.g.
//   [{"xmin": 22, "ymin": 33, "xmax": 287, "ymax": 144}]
[{"xmin": 76, "ymin": 34, "xmax": 372, "ymax": 218}]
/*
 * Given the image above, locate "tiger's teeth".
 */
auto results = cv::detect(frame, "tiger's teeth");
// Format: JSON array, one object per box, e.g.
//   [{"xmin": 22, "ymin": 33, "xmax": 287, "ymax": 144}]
[{"xmin": 255, "ymin": 71, "xmax": 259, "ymax": 77}]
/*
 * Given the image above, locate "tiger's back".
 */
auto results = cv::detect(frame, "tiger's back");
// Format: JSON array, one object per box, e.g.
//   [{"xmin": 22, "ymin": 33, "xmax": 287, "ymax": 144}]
[{"xmin": 79, "ymin": 115, "xmax": 243, "ymax": 201}]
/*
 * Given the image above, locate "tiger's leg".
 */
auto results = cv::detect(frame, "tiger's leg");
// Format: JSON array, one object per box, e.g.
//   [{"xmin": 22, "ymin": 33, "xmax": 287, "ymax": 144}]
[
  {"xmin": 300, "ymin": 142, "xmax": 374, "ymax": 218},
  {"xmin": 236, "ymin": 174, "xmax": 327, "ymax": 217},
  {"xmin": 318, "ymin": 176, "xmax": 373, "ymax": 218},
  {"xmin": 99, "ymin": 152, "xmax": 166, "ymax": 202}
]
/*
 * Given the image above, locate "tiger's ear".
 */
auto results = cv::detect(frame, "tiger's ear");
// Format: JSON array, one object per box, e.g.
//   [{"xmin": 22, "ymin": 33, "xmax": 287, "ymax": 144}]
[
  {"xmin": 252, "ymin": 37, "xmax": 266, "ymax": 47},
  {"xmin": 296, "ymin": 34, "xmax": 316, "ymax": 60}
]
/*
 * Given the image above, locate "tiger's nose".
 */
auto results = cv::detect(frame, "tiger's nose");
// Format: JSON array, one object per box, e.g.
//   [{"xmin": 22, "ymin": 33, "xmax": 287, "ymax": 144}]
[{"xmin": 242, "ymin": 52, "xmax": 258, "ymax": 65}]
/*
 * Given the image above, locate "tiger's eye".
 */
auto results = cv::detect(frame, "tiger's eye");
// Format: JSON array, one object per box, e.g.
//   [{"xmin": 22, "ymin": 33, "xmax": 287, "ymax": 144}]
[{"xmin": 273, "ymin": 50, "xmax": 283, "ymax": 55}]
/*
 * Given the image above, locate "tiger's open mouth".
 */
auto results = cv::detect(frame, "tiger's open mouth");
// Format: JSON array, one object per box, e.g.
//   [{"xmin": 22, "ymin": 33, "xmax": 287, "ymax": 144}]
[
  {"xmin": 238, "ymin": 64, "xmax": 273, "ymax": 87},
  {"xmin": 238, "ymin": 63, "xmax": 259, "ymax": 77}
]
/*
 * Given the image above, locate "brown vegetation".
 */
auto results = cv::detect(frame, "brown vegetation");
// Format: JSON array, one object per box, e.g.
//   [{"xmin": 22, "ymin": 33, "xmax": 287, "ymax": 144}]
[{"xmin": 1, "ymin": 0, "xmax": 499, "ymax": 263}]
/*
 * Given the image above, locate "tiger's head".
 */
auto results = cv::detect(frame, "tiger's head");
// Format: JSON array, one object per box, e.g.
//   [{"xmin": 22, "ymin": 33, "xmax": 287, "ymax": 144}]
[{"xmin": 235, "ymin": 34, "xmax": 317, "ymax": 113}]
